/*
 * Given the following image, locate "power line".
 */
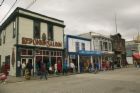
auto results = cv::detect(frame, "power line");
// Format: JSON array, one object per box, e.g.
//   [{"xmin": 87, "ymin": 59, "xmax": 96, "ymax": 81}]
[
  {"xmin": 0, "ymin": 0, "xmax": 4, "ymax": 6},
  {"xmin": 0, "ymin": 0, "xmax": 18, "ymax": 25},
  {"xmin": 26, "ymin": 0, "xmax": 37, "ymax": 9}
]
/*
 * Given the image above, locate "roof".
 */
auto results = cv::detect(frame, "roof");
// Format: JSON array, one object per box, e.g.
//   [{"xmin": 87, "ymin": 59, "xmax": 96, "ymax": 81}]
[{"xmin": 0, "ymin": 7, "xmax": 65, "ymax": 31}]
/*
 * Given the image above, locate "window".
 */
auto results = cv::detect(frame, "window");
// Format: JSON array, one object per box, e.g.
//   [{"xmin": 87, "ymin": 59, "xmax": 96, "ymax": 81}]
[
  {"xmin": 47, "ymin": 24, "xmax": 53, "ymax": 40},
  {"xmin": 33, "ymin": 21, "xmax": 40, "ymax": 39},
  {"xmin": 100, "ymin": 41, "xmax": 103, "ymax": 51},
  {"xmin": 3, "ymin": 30, "xmax": 6, "ymax": 44},
  {"xmin": 103, "ymin": 42, "xmax": 108, "ymax": 51},
  {"xmin": 13, "ymin": 20, "xmax": 16, "ymax": 38},
  {"xmin": 75, "ymin": 42, "xmax": 79, "ymax": 52},
  {"xmin": 0, "ymin": 34, "xmax": 2, "ymax": 46},
  {"xmin": 109, "ymin": 43, "xmax": 112, "ymax": 51},
  {"xmin": 5, "ymin": 55, "xmax": 10, "ymax": 70},
  {"xmin": 81, "ymin": 43, "xmax": 85, "ymax": 51},
  {"xmin": 0, "ymin": 55, "xmax": 1, "ymax": 69},
  {"xmin": 28, "ymin": 50, "xmax": 33, "ymax": 55}
]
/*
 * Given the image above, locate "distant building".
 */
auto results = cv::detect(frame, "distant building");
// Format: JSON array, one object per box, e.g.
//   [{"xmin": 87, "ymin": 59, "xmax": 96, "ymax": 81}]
[
  {"xmin": 66, "ymin": 35, "xmax": 91, "ymax": 73},
  {"xmin": 126, "ymin": 34, "xmax": 140, "ymax": 64},
  {"xmin": 0, "ymin": 7, "xmax": 65, "ymax": 76},
  {"xmin": 110, "ymin": 33, "xmax": 126, "ymax": 67},
  {"xmin": 79, "ymin": 32, "xmax": 114, "ymax": 69}
]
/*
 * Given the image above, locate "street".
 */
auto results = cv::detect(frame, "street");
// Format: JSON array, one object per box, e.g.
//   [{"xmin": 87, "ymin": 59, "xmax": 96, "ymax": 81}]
[{"xmin": 0, "ymin": 67, "xmax": 140, "ymax": 93}]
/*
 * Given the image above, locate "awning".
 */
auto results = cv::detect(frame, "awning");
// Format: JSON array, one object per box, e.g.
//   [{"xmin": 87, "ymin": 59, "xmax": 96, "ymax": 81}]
[
  {"xmin": 132, "ymin": 53, "xmax": 140, "ymax": 59},
  {"xmin": 78, "ymin": 50, "xmax": 102, "ymax": 56}
]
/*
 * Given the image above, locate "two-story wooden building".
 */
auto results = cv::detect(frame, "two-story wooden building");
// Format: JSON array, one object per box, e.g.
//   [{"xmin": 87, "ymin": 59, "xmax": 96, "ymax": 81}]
[{"xmin": 0, "ymin": 7, "xmax": 65, "ymax": 76}]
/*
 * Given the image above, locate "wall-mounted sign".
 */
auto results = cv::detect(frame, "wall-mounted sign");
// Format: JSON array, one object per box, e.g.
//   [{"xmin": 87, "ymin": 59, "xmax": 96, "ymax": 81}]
[{"xmin": 22, "ymin": 37, "xmax": 62, "ymax": 47}]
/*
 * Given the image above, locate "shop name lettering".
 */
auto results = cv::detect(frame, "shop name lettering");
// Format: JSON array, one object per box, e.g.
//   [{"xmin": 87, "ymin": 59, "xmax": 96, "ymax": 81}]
[{"xmin": 22, "ymin": 37, "xmax": 62, "ymax": 47}]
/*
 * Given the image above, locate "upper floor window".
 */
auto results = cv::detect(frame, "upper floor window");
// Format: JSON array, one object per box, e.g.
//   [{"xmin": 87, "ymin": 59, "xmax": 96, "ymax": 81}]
[
  {"xmin": 0, "ymin": 34, "xmax": 2, "ymax": 46},
  {"xmin": 100, "ymin": 41, "xmax": 103, "ymax": 51},
  {"xmin": 13, "ymin": 20, "xmax": 16, "ymax": 38},
  {"xmin": 109, "ymin": 43, "xmax": 112, "ymax": 51},
  {"xmin": 81, "ymin": 43, "xmax": 85, "ymax": 51},
  {"xmin": 33, "ymin": 21, "xmax": 40, "ymax": 39},
  {"xmin": 3, "ymin": 29, "xmax": 6, "ymax": 44},
  {"xmin": 75, "ymin": 42, "xmax": 79, "ymax": 52},
  {"xmin": 47, "ymin": 24, "xmax": 53, "ymax": 40},
  {"xmin": 103, "ymin": 42, "xmax": 108, "ymax": 51}
]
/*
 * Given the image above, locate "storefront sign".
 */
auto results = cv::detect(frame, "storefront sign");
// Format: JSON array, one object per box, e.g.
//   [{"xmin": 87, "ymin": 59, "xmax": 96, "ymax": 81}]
[{"xmin": 22, "ymin": 37, "xmax": 62, "ymax": 47}]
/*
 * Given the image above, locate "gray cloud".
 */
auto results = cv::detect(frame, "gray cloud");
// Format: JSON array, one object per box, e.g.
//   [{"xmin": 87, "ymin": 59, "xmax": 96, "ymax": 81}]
[{"xmin": 0, "ymin": 0, "xmax": 140, "ymax": 41}]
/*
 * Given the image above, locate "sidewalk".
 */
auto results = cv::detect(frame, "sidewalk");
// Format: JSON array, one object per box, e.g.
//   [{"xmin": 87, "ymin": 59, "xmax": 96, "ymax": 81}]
[{"xmin": 7, "ymin": 73, "xmax": 77, "ymax": 83}]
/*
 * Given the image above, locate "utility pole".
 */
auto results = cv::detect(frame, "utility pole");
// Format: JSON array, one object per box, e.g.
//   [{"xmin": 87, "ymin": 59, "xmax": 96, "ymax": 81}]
[{"xmin": 115, "ymin": 13, "xmax": 118, "ymax": 34}]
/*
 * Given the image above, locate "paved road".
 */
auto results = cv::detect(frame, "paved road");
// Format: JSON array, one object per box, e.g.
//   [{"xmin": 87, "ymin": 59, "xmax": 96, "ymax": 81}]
[{"xmin": 1, "ymin": 67, "xmax": 140, "ymax": 93}]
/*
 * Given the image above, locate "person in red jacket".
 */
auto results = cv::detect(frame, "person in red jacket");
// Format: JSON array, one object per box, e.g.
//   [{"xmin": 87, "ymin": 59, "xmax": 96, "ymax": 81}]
[{"xmin": 57, "ymin": 60, "xmax": 62, "ymax": 74}]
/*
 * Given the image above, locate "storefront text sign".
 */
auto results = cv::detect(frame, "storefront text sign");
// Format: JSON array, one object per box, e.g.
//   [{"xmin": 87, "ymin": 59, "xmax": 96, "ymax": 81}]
[{"xmin": 22, "ymin": 37, "xmax": 62, "ymax": 47}]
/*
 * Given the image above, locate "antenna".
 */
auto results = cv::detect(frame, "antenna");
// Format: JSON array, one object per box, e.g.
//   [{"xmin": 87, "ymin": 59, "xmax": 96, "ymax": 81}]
[{"xmin": 115, "ymin": 13, "xmax": 118, "ymax": 34}]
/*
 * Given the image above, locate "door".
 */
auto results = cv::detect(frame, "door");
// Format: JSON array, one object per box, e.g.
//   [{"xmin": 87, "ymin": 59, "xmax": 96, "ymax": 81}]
[{"xmin": 21, "ymin": 58, "xmax": 33, "ymax": 76}]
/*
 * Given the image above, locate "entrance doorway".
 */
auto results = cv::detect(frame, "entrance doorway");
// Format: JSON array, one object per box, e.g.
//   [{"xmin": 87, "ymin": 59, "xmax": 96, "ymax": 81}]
[{"xmin": 21, "ymin": 58, "xmax": 33, "ymax": 75}]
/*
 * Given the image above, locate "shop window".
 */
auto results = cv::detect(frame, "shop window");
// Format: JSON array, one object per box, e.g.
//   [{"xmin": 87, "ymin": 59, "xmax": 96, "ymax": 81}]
[
  {"xmin": 75, "ymin": 42, "xmax": 79, "ymax": 52},
  {"xmin": 81, "ymin": 43, "xmax": 85, "ymax": 51},
  {"xmin": 51, "ymin": 51, "xmax": 54, "ymax": 56},
  {"xmin": 21, "ymin": 49, "xmax": 27, "ymax": 55},
  {"xmin": 59, "ymin": 52, "xmax": 62, "ymax": 56},
  {"xmin": 43, "ymin": 51, "xmax": 46, "ymax": 55},
  {"xmin": 13, "ymin": 20, "xmax": 16, "ymax": 38},
  {"xmin": 33, "ymin": 20, "xmax": 40, "ymax": 39},
  {"xmin": 47, "ymin": 24, "xmax": 53, "ymax": 40},
  {"xmin": 28, "ymin": 50, "xmax": 33, "ymax": 55},
  {"xmin": 57, "ymin": 51, "xmax": 60, "ymax": 56},
  {"xmin": 46, "ymin": 51, "xmax": 49, "ymax": 55},
  {"xmin": 54, "ymin": 51, "xmax": 56, "ymax": 56}
]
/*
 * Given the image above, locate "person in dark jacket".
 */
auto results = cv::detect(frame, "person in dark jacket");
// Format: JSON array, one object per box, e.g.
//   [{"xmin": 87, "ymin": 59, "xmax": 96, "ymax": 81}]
[
  {"xmin": 40, "ymin": 61, "xmax": 48, "ymax": 80},
  {"xmin": 26, "ymin": 61, "xmax": 33, "ymax": 76}
]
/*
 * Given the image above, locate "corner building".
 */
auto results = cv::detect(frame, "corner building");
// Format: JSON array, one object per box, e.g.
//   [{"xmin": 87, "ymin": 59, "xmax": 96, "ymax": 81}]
[{"xmin": 0, "ymin": 7, "xmax": 65, "ymax": 76}]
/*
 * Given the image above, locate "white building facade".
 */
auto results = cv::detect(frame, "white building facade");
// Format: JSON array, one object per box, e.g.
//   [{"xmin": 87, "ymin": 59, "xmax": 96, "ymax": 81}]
[
  {"xmin": 79, "ymin": 32, "xmax": 114, "ymax": 69},
  {"xmin": 0, "ymin": 7, "xmax": 65, "ymax": 76},
  {"xmin": 66, "ymin": 35, "xmax": 91, "ymax": 73}
]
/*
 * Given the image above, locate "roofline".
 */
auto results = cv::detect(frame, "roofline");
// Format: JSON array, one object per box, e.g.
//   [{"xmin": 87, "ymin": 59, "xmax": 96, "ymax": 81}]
[
  {"xmin": 17, "ymin": 7, "xmax": 64, "ymax": 23},
  {"xmin": 0, "ymin": 7, "xmax": 65, "ymax": 31},
  {"xmin": 66, "ymin": 35, "xmax": 91, "ymax": 41}
]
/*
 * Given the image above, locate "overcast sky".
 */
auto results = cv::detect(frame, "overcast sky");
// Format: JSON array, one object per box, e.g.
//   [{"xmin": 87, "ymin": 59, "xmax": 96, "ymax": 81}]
[{"xmin": 0, "ymin": 0, "xmax": 140, "ymax": 41}]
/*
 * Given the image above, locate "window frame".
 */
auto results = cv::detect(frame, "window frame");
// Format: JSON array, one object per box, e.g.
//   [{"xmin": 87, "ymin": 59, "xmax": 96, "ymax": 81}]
[
  {"xmin": 47, "ymin": 24, "xmax": 53, "ymax": 41},
  {"xmin": 33, "ymin": 20, "xmax": 40, "ymax": 39}
]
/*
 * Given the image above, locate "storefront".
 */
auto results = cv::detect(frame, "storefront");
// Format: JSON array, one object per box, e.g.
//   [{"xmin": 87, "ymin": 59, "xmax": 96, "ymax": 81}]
[{"xmin": 0, "ymin": 7, "xmax": 65, "ymax": 76}]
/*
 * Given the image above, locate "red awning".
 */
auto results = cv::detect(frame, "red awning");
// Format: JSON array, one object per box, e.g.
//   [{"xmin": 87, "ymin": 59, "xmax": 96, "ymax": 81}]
[{"xmin": 132, "ymin": 53, "xmax": 140, "ymax": 59}]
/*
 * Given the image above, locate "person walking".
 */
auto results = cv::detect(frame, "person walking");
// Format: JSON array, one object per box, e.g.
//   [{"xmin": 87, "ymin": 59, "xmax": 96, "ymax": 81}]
[
  {"xmin": 63, "ymin": 59, "xmax": 67, "ymax": 75},
  {"xmin": 21, "ymin": 61, "xmax": 26, "ymax": 76},
  {"xmin": 57, "ymin": 60, "xmax": 62, "ymax": 74},
  {"xmin": 40, "ymin": 61, "xmax": 48, "ymax": 80}
]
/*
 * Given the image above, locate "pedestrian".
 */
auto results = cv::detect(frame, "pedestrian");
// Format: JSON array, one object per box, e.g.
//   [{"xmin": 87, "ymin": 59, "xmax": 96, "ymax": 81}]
[
  {"xmin": 63, "ymin": 59, "xmax": 67, "ymax": 75},
  {"xmin": 21, "ymin": 61, "xmax": 26, "ymax": 76},
  {"xmin": 26, "ymin": 61, "xmax": 33, "ymax": 76},
  {"xmin": 40, "ymin": 61, "xmax": 48, "ymax": 80},
  {"xmin": 57, "ymin": 60, "xmax": 62, "ymax": 74},
  {"xmin": 70, "ymin": 62, "xmax": 75, "ymax": 73},
  {"xmin": 88, "ymin": 62, "xmax": 92, "ymax": 73},
  {"xmin": 54, "ymin": 62, "xmax": 57, "ymax": 75}
]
